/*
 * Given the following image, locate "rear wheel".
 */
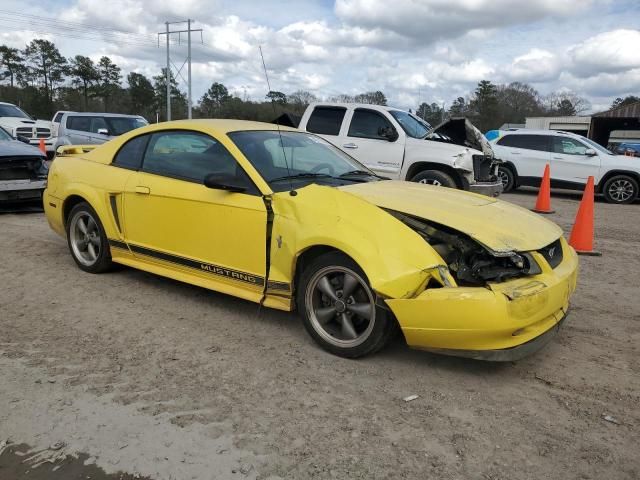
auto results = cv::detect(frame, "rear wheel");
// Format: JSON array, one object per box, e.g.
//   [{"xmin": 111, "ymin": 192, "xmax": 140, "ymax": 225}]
[
  {"xmin": 602, "ymin": 175, "xmax": 638, "ymax": 204},
  {"xmin": 297, "ymin": 252, "xmax": 395, "ymax": 358},
  {"xmin": 66, "ymin": 202, "xmax": 113, "ymax": 273},
  {"xmin": 410, "ymin": 169, "xmax": 457, "ymax": 188},
  {"xmin": 497, "ymin": 165, "xmax": 516, "ymax": 192}
]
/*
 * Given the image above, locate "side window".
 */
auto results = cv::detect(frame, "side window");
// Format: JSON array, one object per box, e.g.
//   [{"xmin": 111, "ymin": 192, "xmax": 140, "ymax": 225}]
[
  {"xmin": 348, "ymin": 109, "xmax": 394, "ymax": 140},
  {"xmin": 306, "ymin": 107, "xmax": 346, "ymax": 136},
  {"xmin": 67, "ymin": 116, "xmax": 91, "ymax": 132},
  {"xmin": 552, "ymin": 137, "xmax": 588, "ymax": 155},
  {"xmin": 90, "ymin": 117, "xmax": 109, "ymax": 134},
  {"xmin": 142, "ymin": 131, "xmax": 241, "ymax": 183},
  {"xmin": 497, "ymin": 134, "xmax": 550, "ymax": 152},
  {"xmin": 53, "ymin": 112, "xmax": 64, "ymax": 123},
  {"xmin": 113, "ymin": 135, "xmax": 149, "ymax": 170}
]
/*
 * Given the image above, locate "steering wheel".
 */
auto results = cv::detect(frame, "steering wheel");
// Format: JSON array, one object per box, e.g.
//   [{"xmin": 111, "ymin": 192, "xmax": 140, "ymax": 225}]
[{"xmin": 310, "ymin": 163, "xmax": 335, "ymax": 175}]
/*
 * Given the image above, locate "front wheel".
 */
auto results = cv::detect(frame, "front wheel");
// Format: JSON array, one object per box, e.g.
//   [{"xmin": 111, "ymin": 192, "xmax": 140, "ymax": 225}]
[
  {"xmin": 410, "ymin": 169, "xmax": 457, "ymax": 188},
  {"xmin": 497, "ymin": 165, "xmax": 516, "ymax": 192},
  {"xmin": 602, "ymin": 175, "xmax": 638, "ymax": 204},
  {"xmin": 296, "ymin": 252, "xmax": 396, "ymax": 358}
]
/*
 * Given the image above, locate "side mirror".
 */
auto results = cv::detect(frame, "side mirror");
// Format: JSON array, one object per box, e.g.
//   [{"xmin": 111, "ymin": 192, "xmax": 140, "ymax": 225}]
[
  {"xmin": 585, "ymin": 148, "xmax": 597, "ymax": 156},
  {"xmin": 17, "ymin": 135, "xmax": 31, "ymax": 144},
  {"xmin": 97, "ymin": 128, "xmax": 110, "ymax": 136},
  {"xmin": 204, "ymin": 173, "xmax": 247, "ymax": 193},
  {"xmin": 379, "ymin": 126, "xmax": 399, "ymax": 142}
]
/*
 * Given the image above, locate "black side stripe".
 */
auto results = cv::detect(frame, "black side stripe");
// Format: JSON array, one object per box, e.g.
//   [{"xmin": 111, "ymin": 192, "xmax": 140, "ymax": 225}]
[{"xmin": 108, "ymin": 239, "xmax": 293, "ymax": 290}]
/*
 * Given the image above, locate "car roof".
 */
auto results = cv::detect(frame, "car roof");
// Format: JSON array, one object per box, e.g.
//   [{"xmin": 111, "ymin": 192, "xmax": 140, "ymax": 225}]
[
  {"xmin": 308, "ymin": 102, "xmax": 403, "ymax": 113},
  {"xmin": 138, "ymin": 119, "xmax": 299, "ymax": 135},
  {"xmin": 497, "ymin": 128, "xmax": 583, "ymax": 138},
  {"xmin": 62, "ymin": 112, "xmax": 144, "ymax": 118}
]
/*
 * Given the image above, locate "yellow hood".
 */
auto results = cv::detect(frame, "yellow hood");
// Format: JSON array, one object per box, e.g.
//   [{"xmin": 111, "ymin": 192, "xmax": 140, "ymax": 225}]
[{"xmin": 339, "ymin": 180, "xmax": 562, "ymax": 253}]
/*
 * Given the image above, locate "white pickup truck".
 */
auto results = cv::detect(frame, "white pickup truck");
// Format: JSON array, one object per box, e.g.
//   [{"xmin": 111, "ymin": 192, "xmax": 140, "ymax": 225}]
[
  {"xmin": 0, "ymin": 102, "xmax": 56, "ymax": 156},
  {"xmin": 297, "ymin": 102, "xmax": 503, "ymax": 196}
]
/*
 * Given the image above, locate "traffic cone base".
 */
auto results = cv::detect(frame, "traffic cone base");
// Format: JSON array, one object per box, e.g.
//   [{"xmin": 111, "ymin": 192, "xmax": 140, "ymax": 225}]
[
  {"xmin": 532, "ymin": 163, "xmax": 554, "ymax": 214},
  {"xmin": 532, "ymin": 208, "xmax": 555, "ymax": 214},
  {"xmin": 573, "ymin": 249, "xmax": 602, "ymax": 256}
]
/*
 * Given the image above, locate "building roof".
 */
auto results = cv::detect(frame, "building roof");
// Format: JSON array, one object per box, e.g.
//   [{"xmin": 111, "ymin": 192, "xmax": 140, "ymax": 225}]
[{"xmin": 593, "ymin": 101, "xmax": 640, "ymax": 118}]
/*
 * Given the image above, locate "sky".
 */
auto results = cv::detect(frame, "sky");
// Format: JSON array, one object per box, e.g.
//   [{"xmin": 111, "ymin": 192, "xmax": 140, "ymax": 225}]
[{"xmin": 1, "ymin": 0, "xmax": 639, "ymax": 113}]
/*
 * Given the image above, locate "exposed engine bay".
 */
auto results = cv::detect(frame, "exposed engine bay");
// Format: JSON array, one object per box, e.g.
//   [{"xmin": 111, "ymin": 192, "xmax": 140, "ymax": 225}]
[{"xmin": 387, "ymin": 210, "xmax": 541, "ymax": 286}]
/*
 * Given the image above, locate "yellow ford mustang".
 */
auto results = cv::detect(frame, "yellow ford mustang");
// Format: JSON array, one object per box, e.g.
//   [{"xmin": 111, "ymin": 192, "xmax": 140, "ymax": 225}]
[{"xmin": 44, "ymin": 120, "xmax": 578, "ymax": 360}]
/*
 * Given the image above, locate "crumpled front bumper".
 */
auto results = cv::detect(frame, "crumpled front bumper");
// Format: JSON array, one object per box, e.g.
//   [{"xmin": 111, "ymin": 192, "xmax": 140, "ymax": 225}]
[{"xmin": 385, "ymin": 237, "xmax": 578, "ymax": 361}]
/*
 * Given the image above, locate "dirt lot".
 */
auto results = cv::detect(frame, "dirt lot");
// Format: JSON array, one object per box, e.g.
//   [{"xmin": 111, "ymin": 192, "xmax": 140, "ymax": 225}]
[{"xmin": 1, "ymin": 189, "xmax": 639, "ymax": 480}]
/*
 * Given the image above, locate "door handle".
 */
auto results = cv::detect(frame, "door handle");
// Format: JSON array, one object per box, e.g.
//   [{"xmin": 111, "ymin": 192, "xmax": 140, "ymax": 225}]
[
  {"xmin": 510, "ymin": 151, "xmax": 521, "ymax": 154},
  {"xmin": 134, "ymin": 186, "xmax": 150, "ymax": 194},
  {"xmin": 552, "ymin": 157, "xmax": 562, "ymax": 160},
  {"xmin": 342, "ymin": 143, "xmax": 358, "ymax": 149}
]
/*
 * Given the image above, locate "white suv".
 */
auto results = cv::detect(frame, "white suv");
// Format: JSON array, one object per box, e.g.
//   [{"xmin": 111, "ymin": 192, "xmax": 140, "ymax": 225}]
[{"xmin": 490, "ymin": 129, "xmax": 640, "ymax": 204}]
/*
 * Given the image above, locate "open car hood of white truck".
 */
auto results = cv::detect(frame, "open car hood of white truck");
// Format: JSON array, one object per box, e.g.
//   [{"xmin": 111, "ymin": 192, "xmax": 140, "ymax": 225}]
[{"xmin": 425, "ymin": 117, "xmax": 494, "ymax": 158}]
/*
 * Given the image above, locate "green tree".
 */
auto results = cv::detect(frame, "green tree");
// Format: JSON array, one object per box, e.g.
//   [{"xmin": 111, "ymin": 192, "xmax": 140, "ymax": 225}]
[
  {"xmin": 469, "ymin": 80, "xmax": 499, "ymax": 131},
  {"xmin": 416, "ymin": 102, "xmax": 444, "ymax": 125},
  {"xmin": 23, "ymin": 39, "xmax": 68, "ymax": 104},
  {"xmin": 69, "ymin": 55, "xmax": 99, "ymax": 110},
  {"xmin": 448, "ymin": 97, "xmax": 469, "ymax": 117},
  {"xmin": 611, "ymin": 95, "xmax": 640, "ymax": 109},
  {"xmin": 0, "ymin": 45, "xmax": 25, "ymax": 88},
  {"xmin": 153, "ymin": 68, "xmax": 187, "ymax": 121},
  {"xmin": 200, "ymin": 82, "xmax": 231, "ymax": 117},
  {"xmin": 556, "ymin": 99, "xmax": 577, "ymax": 116},
  {"xmin": 266, "ymin": 90, "xmax": 287, "ymax": 104},
  {"xmin": 354, "ymin": 90, "xmax": 387, "ymax": 105},
  {"xmin": 127, "ymin": 72, "xmax": 155, "ymax": 118},
  {"xmin": 496, "ymin": 82, "xmax": 543, "ymax": 124},
  {"xmin": 95, "ymin": 56, "xmax": 121, "ymax": 110}
]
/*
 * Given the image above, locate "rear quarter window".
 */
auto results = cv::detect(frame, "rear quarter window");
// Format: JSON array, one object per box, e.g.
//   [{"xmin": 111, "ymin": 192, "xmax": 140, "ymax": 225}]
[
  {"xmin": 112, "ymin": 135, "xmax": 149, "ymax": 170},
  {"xmin": 306, "ymin": 107, "xmax": 346, "ymax": 136}
]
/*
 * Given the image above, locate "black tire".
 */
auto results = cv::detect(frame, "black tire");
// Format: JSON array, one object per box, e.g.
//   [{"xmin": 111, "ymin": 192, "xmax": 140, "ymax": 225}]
[
  {"xmin": 410, "ymin": 169, "xmax": 457, "ymax": 188},
  {"xmin": 602, "ymin": 175, "xmax": 638, "ymax": 204},
  {"xmin": 296, "ymin": 252, "xmax": 396, "ymax": 358},
  {"xmin": 497, "ymin": 165, "xmax": 516, "ymax": 192},
  {"xmin": 65, "ymin": 202, "xmax": 113, "ymax": 273}
]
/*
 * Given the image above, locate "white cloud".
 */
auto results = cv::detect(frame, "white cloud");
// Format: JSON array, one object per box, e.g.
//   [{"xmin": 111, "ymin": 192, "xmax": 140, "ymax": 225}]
[
  {"xmin": 507, "ymin": 48, "xmax": 563, "ymax": 83},
  {"xmin": 568, "ymin": 29, "xmax": 640, "ymax": 78}
]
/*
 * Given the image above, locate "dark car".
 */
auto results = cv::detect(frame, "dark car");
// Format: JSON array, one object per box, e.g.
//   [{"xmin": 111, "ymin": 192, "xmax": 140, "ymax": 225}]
[
  {"xmin": 614, "ymin": 143, "xmax": 640, "ymax": 157},
  {"xmin": 0, "ymin": 126, "xmax": 48, "ymax": 204}
]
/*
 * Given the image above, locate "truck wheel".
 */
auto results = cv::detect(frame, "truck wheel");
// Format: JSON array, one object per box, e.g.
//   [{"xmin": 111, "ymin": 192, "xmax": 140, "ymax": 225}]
[
  {"xmin": 410, "ymin": 170, "xmax": 456, "ymax": 188},
  {"xmin": 602, "ymin": 175, "xmax": 638, "ymax": 204},
  {"xmin": 497, "ymin": 165, "xmax": 516, "ymax": 192},
  {"xmin": 297, "ymin": 252, "xmax": 396, "ymax": 358}
]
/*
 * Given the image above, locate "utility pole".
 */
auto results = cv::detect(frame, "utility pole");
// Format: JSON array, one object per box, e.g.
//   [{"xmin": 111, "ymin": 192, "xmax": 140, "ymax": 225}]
[{"xmin": 158, "ymin": 20, "xmax": 202, "ymax": 121}]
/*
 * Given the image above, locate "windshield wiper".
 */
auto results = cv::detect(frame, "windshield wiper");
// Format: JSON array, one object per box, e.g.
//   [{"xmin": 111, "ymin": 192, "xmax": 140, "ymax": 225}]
[
  {"xmin": 269, "ymin": 172, "xmax": 335, "ymax": 182},
  {"xmin": 339, "ymin": 170, "xmax": 382, "ymax": 178}
]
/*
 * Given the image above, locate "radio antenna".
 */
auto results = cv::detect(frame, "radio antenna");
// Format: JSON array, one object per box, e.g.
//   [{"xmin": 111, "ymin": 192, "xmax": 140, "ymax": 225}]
[{"xmin": 259, "ymin": 46, "xmax": 295, "ymax": 195}]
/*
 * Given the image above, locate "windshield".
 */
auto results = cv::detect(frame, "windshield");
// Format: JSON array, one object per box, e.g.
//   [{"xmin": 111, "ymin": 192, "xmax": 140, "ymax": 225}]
[
  {"xmin": 228, "ymin": 130, "xmax": 377, "ymax": 191},
  {"xmin": 0, "ymin": 126, "xmax": 13, "ymax": 141},
  {"xmin": 579, "ymin": 136, "xmax": 614, "ymax": 155},
  {"xmin": 0, "ymin": 104, "xmax": 31, "ymax": 119},
  {"xmin": 389, "ymin": 110, "xmax": 431, "ymax": 138},
  {"xmin": 105, "ymin": 117, "xmax": 148, "ymax": 136}
]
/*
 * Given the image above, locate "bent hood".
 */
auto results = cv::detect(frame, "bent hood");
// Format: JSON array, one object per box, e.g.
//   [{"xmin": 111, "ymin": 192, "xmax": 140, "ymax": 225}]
[
  {"xmin": 426, "ymin": 117, "xmax": 494, "ymax": 158},
  {"xmin": 339, "ymin": 180, "xmax": 562, "ymax": 253}
]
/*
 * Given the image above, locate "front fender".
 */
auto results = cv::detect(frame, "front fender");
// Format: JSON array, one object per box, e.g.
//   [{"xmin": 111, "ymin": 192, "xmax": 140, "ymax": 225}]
[{"xmin": 268, "ymin": 184, "xmax": 445, "ymax": 299}]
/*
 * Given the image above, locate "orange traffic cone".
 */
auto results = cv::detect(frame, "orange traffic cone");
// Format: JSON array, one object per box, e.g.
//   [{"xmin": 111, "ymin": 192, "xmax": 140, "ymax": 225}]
[
  {"xmin": 568, "ymin": 176, "xmax": 601, "ymax": 256},
  {"xmin": 38, "ymin": 138, "xmax": 46, "ymax": 154},
  {"xmin": 532, "ymin": 163, "xmax": 554, "ymax": 214}
]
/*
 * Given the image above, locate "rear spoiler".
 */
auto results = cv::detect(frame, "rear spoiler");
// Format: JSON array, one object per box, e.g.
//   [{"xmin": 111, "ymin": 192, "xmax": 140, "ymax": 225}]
[{"xmin": 55, "ymin": 145, "xmax": 98, "ymax": 157}]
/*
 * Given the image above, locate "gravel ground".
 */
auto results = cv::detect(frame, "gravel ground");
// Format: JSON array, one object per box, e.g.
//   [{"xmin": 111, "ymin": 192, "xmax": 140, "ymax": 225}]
[{"xmin": 1, "ymin": 189, "xmax": 638, "ymax": 480}]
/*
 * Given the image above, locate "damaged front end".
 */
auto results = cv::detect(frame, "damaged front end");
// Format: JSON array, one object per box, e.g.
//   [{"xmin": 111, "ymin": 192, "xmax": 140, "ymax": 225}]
[
  {"xmin": 387, "ymin": 210, "xmax": 542, "ymax": 286},
  {"xmin": 0, "ymin": 154, "xmax": 49, "ymax": 203}
]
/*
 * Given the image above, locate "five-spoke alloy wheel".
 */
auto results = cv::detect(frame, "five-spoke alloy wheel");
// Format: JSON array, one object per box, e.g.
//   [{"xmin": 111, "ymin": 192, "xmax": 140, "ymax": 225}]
[
  {"xmin": 66, "ymin": 202, "xmax": 113, "ymax": 273},
  {"xmin": 297, "ymin": 252, "xmax": 396, "ymax": 358}
]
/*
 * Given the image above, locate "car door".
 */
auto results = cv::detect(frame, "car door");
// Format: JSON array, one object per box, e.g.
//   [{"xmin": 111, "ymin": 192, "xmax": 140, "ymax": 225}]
[
  {"xmin": 338, "ymin": 108, "xmax": 405, "ymax": 177},
  {"xmin": 121, "ymin": 129, "xmax": 268, "ymax": 299},
  {"xmin": 65, "ymin": 116, "xmax": 93, "ymax": 144},
  {"xmin": 550, "ymin": 136, "xmax": 601, "ymax": 185},
  {"xmin": 88, "ymin": 116, "xmax": 111, "ymax": 144},
  {"xmin": 495, "ymin": 134, "xmax": 551, "ymax": 180}
]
